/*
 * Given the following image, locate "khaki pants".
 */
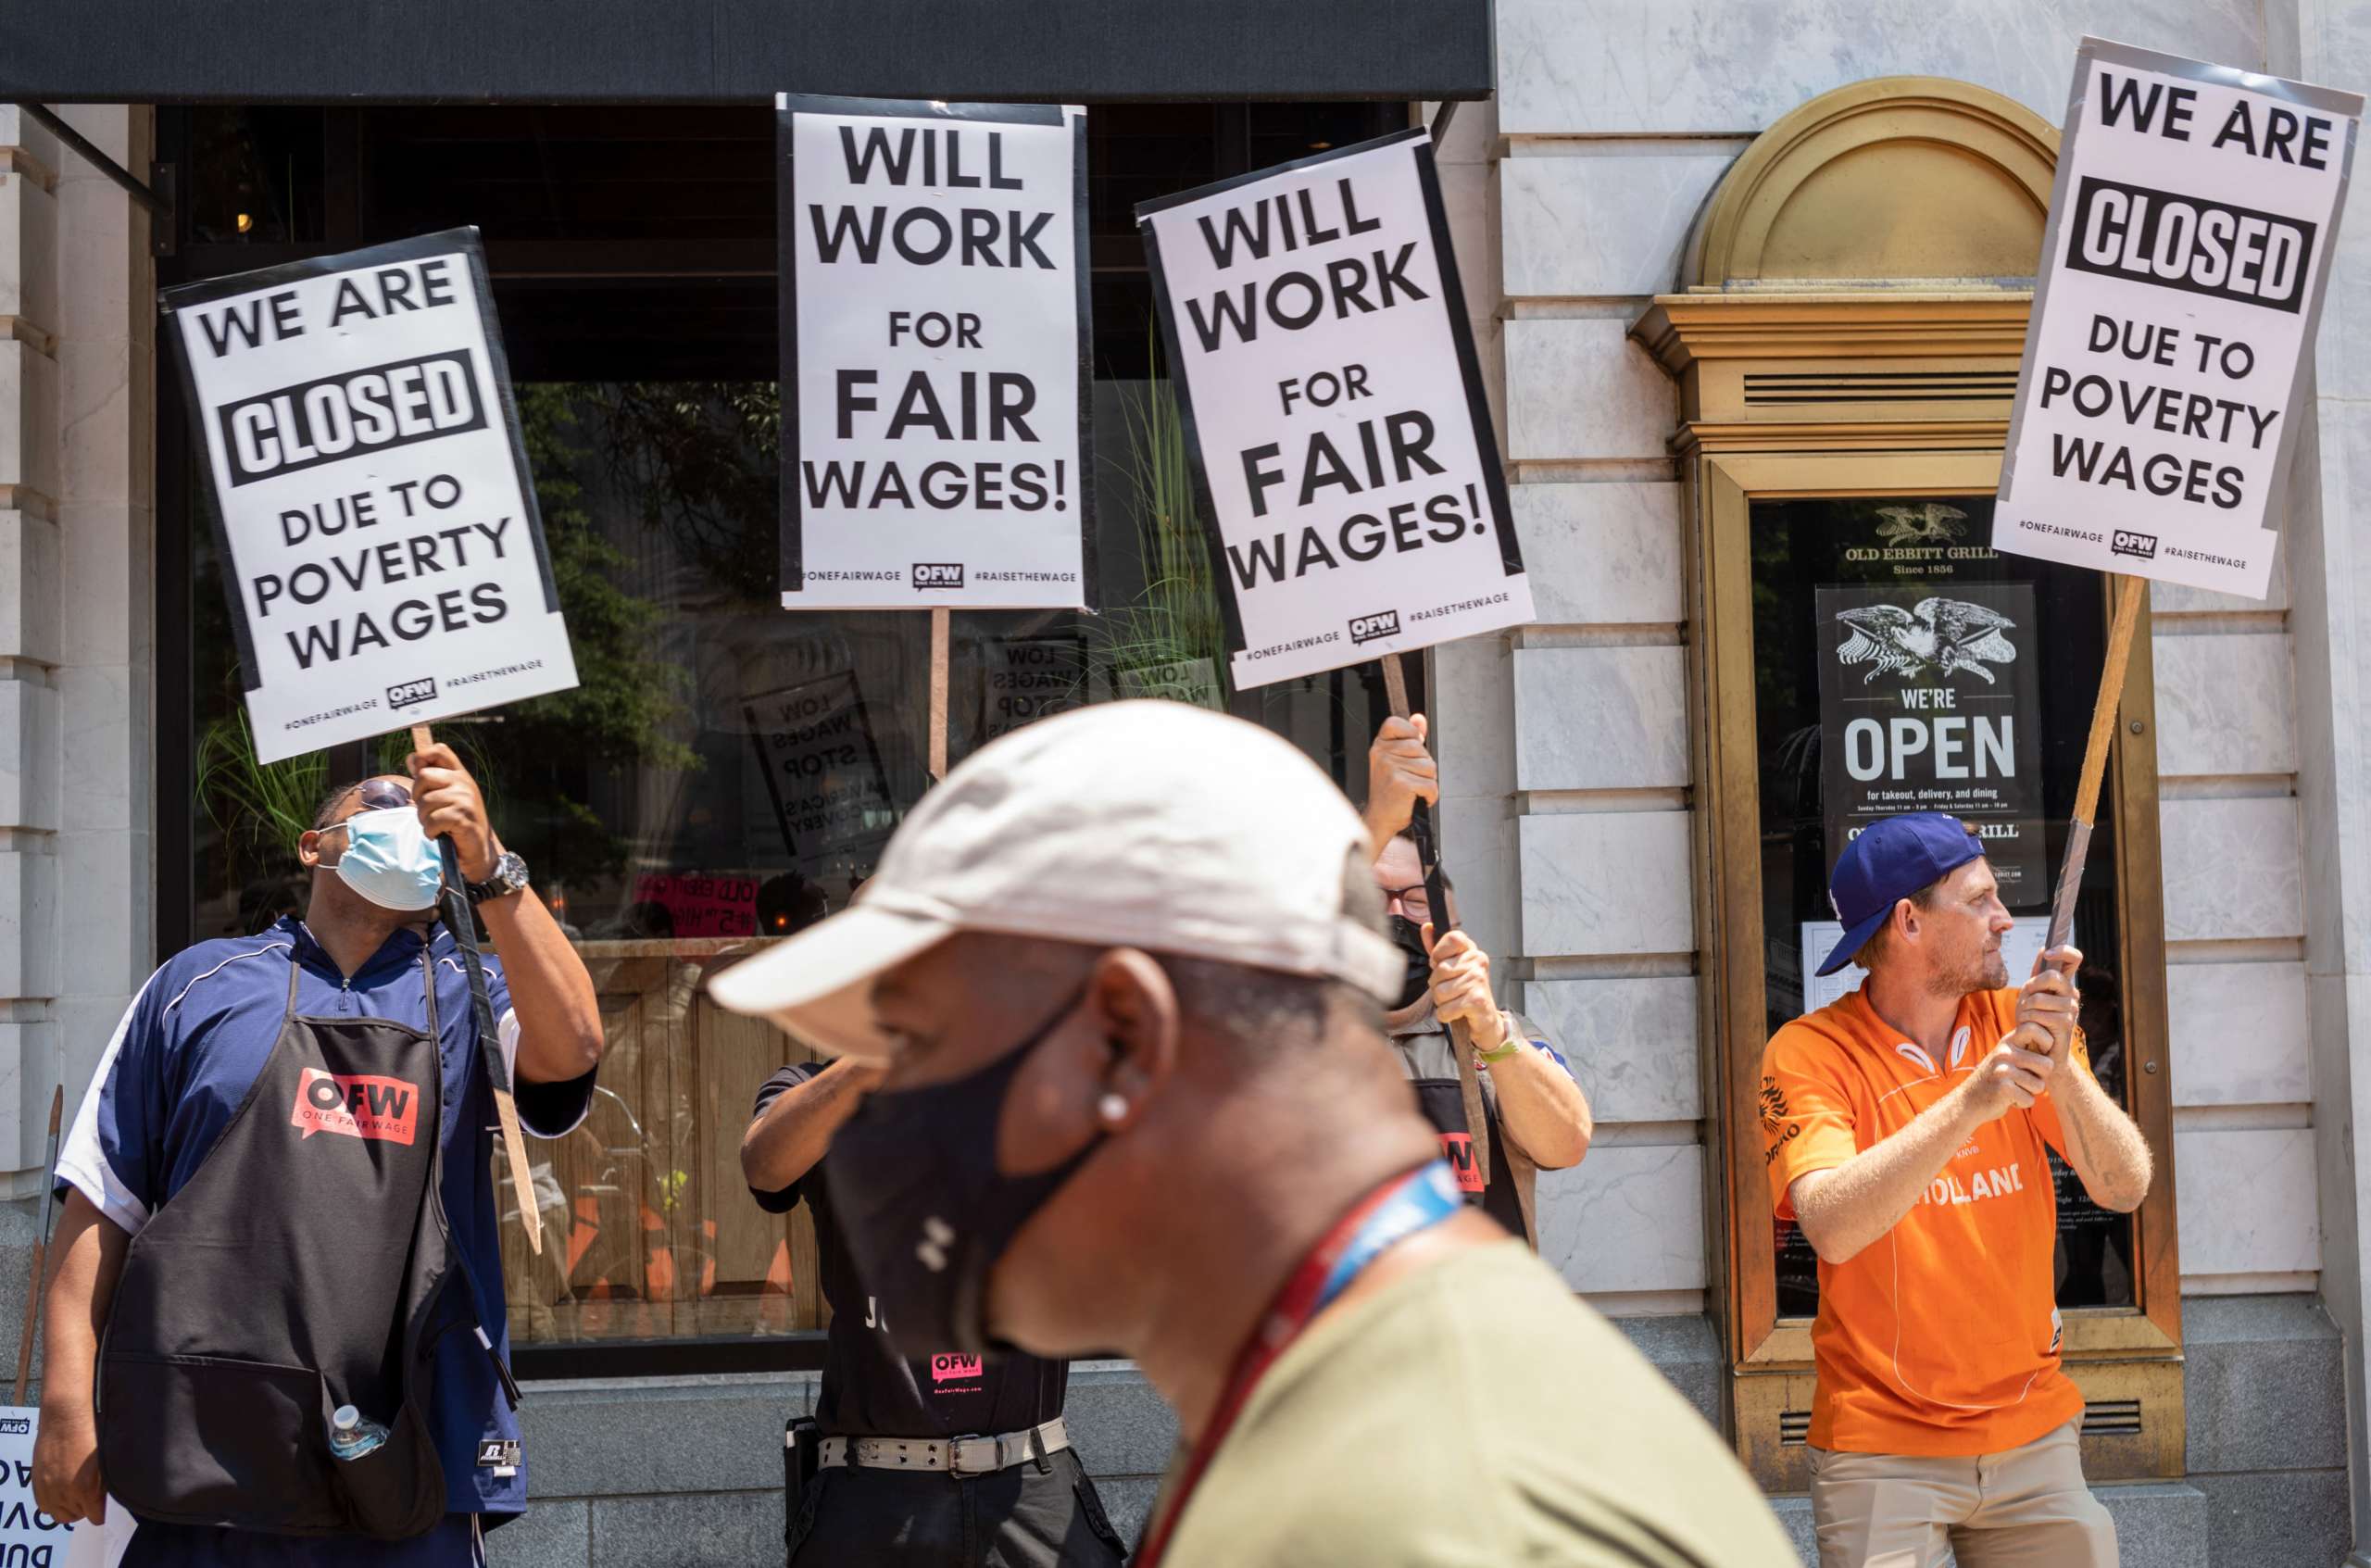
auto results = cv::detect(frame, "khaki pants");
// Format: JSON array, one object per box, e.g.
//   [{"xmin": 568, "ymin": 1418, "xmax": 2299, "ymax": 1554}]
[{"xmin": 1808, "ymin": 1420, "xmax": 2117, "ymax": 1568}]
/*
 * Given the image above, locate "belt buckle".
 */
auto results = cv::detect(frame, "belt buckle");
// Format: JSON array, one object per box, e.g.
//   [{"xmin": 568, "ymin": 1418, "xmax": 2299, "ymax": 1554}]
[{"xmin": 947, "ymin": 1434, "xmax": 998, "ymax": 1476}]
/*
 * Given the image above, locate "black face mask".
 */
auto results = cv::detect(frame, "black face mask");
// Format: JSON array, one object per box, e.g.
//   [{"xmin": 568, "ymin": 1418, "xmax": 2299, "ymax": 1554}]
[
  {"xmin": 1387, "ymin": 915, "xmax": 1432, "ymax": 1011},
  {"xmin": 822, "ymin": 989, "xmax": 1103, "ymax": 1358}
]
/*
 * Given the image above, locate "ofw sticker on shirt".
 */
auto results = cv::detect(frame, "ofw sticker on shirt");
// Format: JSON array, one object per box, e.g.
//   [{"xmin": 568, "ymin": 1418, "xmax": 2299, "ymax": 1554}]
[
  {"xmin": 291, "ymin": 1066, "xmax": 420, "ymax": 1145},
  {"xmin": 930, "ymin": 1352, "xmax": 984, "ymax": 1388}
]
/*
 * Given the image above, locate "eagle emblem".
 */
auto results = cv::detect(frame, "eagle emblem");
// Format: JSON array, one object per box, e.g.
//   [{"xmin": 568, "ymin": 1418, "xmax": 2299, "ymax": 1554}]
[
  {"xmin": 1834, "ymin": 597, "xmax": 2018, "ymax": 684},
  {"xmin": 1873, "ymin": 502, "xmax": 1970, "ymax": 546}
]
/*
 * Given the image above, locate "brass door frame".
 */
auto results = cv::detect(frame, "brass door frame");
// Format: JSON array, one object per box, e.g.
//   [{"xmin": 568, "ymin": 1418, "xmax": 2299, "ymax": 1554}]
[{"xmin": 1635, "ymin": 295, "xmax": 2185, "ymax": 1488}]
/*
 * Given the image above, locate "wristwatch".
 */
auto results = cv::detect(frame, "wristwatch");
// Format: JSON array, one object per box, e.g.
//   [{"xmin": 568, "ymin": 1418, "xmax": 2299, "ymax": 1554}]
[{"xmin": 466, "ymin": 849, "xmax": 532, "ymax": 905}]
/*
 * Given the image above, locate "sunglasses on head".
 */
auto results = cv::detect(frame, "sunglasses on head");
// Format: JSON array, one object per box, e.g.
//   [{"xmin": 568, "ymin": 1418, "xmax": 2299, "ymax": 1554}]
[{"xmin": 322, "ymin": 780, "xmax": 414, "ymax": 834}]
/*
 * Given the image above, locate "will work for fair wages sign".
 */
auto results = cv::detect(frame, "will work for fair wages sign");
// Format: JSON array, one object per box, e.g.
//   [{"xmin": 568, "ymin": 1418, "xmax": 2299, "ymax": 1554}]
[
  {"xmin": 1996, "ymin": 38, "xmax": 2363, "ymax": 600},
  {"xmin": 779, "ymin": 95, "xmax": 1093, "ymax": 610},
  {"xmin": 162, "ymin": 230, "xmax": 578, "ymax": 763},
  {"xmin": 1139, "ymin": 129, "xmax": 1531, "ymax": 689}
]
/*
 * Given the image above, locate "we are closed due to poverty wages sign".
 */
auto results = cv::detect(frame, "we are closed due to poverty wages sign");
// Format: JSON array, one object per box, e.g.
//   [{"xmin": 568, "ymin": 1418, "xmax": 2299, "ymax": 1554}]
[
  {"xmin": 164, "ymin": 230, "xmax": 577, "ymax": 762},
  {"xmin": 1998, "ymin": 39, "xmax": 2362, "ymax": 600},
  {"xmin": 780, "ymin": 96, "xmax": 1091, "ymax": 609},
  {"xmin": 1140, "ymin": 130, "xmax": 1530, "ymax": 687}
]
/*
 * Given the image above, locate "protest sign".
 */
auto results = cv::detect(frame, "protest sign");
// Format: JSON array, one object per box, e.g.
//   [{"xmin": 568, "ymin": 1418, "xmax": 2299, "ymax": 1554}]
[
  {"xmin": 0, "ymin": 1411, "xmax": 117, "ymax": 1567},
  {"xmin": 743, "ymin": 671, "xmax": 897, "ymax": 870},
  {"xmin": 162, "ymin": 230, "xmax": 578, "ymax": 763},
  {"xmin": 631, "ymin": 874, "xmax": 759, "ymax": 939},
  {"xmin": 1116, "ymin": 657, "xmax": 1222, "ymax": 708},
  {"xmin": 1137, "ymin": 128, "xmax": 1532, "ymax": 690},
  {"xmin": 1817, "ymin": 583, "xmax": 2046, "ymax": 903},
  {"xmin": 779, "ymin": 95, "xmax": 1093, "ymax": 610},
  {"xmin": 1998, "ymin": 39, "xmax": 2362, "ymax": 600},
  {"xmin": 972, "ymin": 632, "xmax": 1088, "ymax": 745},
  {"xmin": 1997, "ymin": 41, "xmax": 2360, "ymax": 949}
]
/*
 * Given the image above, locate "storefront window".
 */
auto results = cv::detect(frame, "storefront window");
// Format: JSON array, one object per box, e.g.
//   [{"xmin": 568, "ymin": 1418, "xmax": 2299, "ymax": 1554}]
[
  {"xmin": 169, "ymin": 101, "xmax": 1407, "ymax": 1361},
  {"xmin": 1749, "ymin": 495, "xmax": 2136, "ymax": 1319}
]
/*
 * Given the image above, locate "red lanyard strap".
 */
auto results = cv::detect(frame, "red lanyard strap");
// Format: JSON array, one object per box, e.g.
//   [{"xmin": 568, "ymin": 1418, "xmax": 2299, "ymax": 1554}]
[{"xmin": 1135, "ymin": 1162, "xmax": 1461, "ymax": 1568}]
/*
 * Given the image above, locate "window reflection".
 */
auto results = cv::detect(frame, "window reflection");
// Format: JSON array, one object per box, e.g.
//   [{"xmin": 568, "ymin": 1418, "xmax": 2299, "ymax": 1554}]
[
  {"xmin": 171, "ymin": 98, "xmax": 1412, "ymax": 1356},
  {"xmin": 188, "ymin": 107, "xmax": 326, "ymax": 245},
  {"xmin": 192, "ymin": 376, "xmax": 1399, "ymax": 1346},
  {"xmin": 1751, "ymin": 495, "xmax": 2138, "ymax": 1318}
]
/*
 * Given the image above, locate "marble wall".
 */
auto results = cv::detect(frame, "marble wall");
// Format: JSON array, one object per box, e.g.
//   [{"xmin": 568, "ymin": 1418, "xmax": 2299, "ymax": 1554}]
[
  {"xmin": 1461, "ymin": 0, "xmax": 2326, "ymax": 1321},
  {"xmin": 2288, "ymin": 0, "xmax": 2371, "ymax": 1550},
  {"xmin": 1429, "ymin": 88, "xmax": 1708, "ymax": 1315},
  {"xmin": 0, "ymin": 107, "xmax": 152, "ymax": 1192}
]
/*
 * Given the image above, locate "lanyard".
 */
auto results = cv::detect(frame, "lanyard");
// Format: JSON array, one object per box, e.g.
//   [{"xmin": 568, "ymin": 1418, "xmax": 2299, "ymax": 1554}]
[{"xmin": 1134, "ymin": 1162, "xmax": 1463, "ymax": 1568}]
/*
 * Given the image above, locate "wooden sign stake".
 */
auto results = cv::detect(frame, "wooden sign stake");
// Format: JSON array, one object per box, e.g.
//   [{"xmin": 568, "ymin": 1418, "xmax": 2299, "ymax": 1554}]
[
  {"xmin": 413, "ymin": 722, "xmax": 543, "ymax": 1255},
  {"xmin": 928, "ymin": 607, "xmax": 951, "ymax": 782},
  {"xmin": 1379, "ymin": 655, "xmax": 1494, "ymax": 1190},
  {"xmin": 14, "ymin": 1085, "xmax": 61, "ymax": 1404},
  {"xmin": 2042, "ymin": 575, "xmax": 2143, "ymax": 959}
]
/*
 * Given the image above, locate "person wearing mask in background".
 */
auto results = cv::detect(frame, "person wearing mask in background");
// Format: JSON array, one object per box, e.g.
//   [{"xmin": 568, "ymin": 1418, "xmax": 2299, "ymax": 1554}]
[
  {"xmin": 1762, "ymin": 812, "xmax": 2153, "ymax": 1568},
  {"xmin": 1363, "ymin": 716, "xmax": 1591, "ymax": 1237},
  {"xmin": 736, "ymin": 1020, "xmax": 1125, "ymax": 1564},
  {"xmin": 709, "ymin": 701, "xmax": 1795, "ymax": 1568},
  {"xmin": 34, "ymin": 748, "xmax": 604, "ymax": 1567}
]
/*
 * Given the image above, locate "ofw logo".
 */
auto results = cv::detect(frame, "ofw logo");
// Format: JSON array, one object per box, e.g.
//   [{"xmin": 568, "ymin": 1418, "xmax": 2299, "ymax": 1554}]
[
  {"xmin": 386, "ymin": 676, "xmax": 438, "ymax": 710},
  {"xmin": 912, "ymin": 563, "xmax": 965, "ymax": 590},
  {"xmin": 1436, "ymin": 1131, "xmax": 1486, "ymax": 1194},
  {"xmin": 1348, "ymin": 609, "xmax": 1400, "ymax": 645},
  {"xmin": 290, "ymin": 1066, "xmax": 420, "ymax": 1146},
  {"xmin": 2111, "ymin": 530, "xmax": 2158, "ymax": 560},
  {"xmin": 931, "ymin": 1353, "xmax": 984, "ymax": 1385}
]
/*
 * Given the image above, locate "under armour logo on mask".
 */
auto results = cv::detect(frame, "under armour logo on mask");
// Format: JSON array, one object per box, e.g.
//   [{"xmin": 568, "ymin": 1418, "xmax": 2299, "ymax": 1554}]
[{"xmin": 917, "ymin": 1216, "xmax": 956, "ymax": 1273}]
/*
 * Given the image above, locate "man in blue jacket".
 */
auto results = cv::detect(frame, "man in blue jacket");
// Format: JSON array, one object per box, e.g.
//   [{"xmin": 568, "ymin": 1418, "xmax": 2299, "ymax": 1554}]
[{"xmin": 33, "ymin": 746, "xmax": 603, "ymax": 1565}]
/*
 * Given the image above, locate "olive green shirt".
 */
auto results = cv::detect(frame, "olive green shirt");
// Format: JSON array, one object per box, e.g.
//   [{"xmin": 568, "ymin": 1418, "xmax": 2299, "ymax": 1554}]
[{"xmin": 1150, "ymin": 1240, "xmax": 1794, "ymax": 1567}]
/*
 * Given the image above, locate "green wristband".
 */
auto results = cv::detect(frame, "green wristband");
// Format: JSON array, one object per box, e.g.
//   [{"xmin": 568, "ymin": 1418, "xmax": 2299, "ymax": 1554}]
[{"xmin": 1475, "ymin": 1029, "xmax": 1521, "ymax": 1064}]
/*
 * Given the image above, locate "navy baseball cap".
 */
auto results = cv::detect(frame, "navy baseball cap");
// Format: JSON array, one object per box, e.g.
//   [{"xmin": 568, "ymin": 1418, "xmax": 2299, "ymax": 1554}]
[{"xmin": 1817, "ymin": 812, "xmax": 1988, "ymax": 976}]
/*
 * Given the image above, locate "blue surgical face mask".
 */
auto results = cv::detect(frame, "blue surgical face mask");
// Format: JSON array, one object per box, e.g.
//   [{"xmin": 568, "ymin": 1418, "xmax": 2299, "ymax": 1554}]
[{"xmin": 326, "ymin": 806, "xmax": 445, "ymax": 912}]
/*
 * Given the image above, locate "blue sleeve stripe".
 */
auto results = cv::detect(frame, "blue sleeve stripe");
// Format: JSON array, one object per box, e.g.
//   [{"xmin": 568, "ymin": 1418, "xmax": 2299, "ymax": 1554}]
[{"xmin": 161, "ymin": 940, "xmax": 292, "ymax": 1017}]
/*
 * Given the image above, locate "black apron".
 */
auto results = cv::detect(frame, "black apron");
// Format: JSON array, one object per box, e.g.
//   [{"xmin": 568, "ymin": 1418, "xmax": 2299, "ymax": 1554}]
[
  {"xmin": 1394, "ymin": 1029, "xmax": 1526, "ymax": 1233},
  {"xmin": 98, "ymin": 950, "xmax": 472, "ymax": 1539}
]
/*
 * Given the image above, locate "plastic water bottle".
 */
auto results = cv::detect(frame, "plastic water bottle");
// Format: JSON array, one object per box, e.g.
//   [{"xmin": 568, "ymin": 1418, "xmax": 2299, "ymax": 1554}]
[{"xmin": 328, "ymin": 1404, "xmax": 390, "ymax": 1461}]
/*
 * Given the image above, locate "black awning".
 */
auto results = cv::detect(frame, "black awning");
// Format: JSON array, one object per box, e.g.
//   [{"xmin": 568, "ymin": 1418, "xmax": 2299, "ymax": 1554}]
[{"xmin": 3, "ymin": 0, "xmax": 1492, "ymax": 104}]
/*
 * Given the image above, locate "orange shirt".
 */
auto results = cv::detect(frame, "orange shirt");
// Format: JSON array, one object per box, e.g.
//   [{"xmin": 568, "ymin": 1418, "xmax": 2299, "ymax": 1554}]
[{"xmin": 1761, "ymin": 985, "xmax": 2089, "ymax": 1456}]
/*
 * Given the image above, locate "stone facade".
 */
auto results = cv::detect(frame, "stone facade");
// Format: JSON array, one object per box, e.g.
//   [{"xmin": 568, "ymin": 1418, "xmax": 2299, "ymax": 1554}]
[
  {"xmin": 0, "ymin": 103, "xmax": 157, "ymax": 1420},
  {"xmin": 0, "ymin": 105, "xmax": 154, "ymax": 1215},
  {"xmin": 1429, "ymin": 4, "xmax": 2367, "ymax": 1562}
]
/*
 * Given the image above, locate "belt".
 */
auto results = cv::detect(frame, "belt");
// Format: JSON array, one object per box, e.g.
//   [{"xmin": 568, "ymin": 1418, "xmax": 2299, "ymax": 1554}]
[{"xmin": 817, "ymin": 1417, "xmax": 1068, "ymax": 1476}]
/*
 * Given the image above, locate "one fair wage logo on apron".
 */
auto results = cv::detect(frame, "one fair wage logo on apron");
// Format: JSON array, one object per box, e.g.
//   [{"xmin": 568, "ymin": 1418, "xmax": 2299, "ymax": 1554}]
[
  {"xmin": 290, "ymin": 1066, "xmax": 421, "ymax": 1145},
  {"xmin": 1436, "ymin": 1131, "xmax": 1486, "ymax": 1193}
]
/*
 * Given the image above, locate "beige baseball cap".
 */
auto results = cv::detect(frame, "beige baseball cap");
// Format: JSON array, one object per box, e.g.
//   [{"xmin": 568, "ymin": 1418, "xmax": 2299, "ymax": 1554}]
[{"xmin": 706, "ymin": 699, "xmax": 1402, "ymax": 1058}]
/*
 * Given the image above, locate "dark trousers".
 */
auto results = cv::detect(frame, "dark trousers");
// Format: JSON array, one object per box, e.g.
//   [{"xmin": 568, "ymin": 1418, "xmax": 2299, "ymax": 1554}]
[
  {"xmin": 123, "ymin": 1512, "xmax": 481, "ymax": 1566},
  {"xmin": 787, "ymin": 1448, "xmax": 1128, "ymax": 1568}
]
